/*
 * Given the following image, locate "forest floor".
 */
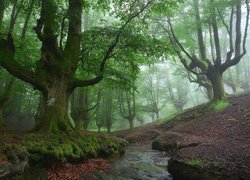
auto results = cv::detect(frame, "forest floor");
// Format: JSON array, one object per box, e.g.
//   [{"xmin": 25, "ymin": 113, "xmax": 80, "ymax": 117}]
[
  {"xmin": 1, "ymin": 92, "xmax": 250, "ymax": 179},
  {"xmin": 113, "ymin": 92, "xmax": 250, "ymax": 179},
  {"xmin": 0, "ymin": 131, "xmax": 126, "ymax": 179}
]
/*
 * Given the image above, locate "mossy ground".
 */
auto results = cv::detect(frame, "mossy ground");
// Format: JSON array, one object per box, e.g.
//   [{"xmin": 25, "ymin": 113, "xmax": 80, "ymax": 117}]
[{"xmin": 0, "ymin": 132, "xmax": 127, "ymax": 167}]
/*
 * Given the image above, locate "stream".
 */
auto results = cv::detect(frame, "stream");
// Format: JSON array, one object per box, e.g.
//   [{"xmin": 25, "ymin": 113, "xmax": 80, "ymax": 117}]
[{"xmin": 84, "ymin": 145, "xmax": 172, "ymax": 180}]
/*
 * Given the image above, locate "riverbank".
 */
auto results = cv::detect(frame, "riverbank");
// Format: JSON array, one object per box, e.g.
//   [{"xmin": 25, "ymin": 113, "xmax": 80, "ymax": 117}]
[
  {"xmin": 0, "ymin": 132, "xmax": 126, "ymax": 179},
  {"xmin": 114, "ymin": 92, "xmax": 250, "ymax": 179}
]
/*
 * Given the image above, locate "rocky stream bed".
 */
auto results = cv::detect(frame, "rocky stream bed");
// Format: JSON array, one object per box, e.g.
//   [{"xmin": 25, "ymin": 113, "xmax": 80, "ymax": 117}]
[{"xmin": 83, "ymin": 145, "xmax": 172, "ymax": 180}]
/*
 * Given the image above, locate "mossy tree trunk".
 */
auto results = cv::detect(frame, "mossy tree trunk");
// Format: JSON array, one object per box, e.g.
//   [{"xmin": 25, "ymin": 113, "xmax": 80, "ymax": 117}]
[
  {"xmin": 36, "ymin": 79, "xmax": 73, "ymax": 132},
  {"xmin": 169, "ymin": 0, "xmax": 249, "ymax": 102},
  {"xmin": 0, "ymin": 0, "xmax": 148, "ymax": 133},
  {"xmin": 0, "ymin": 0, "xmax": 96, "ymax": 133},
  {"xmin": 207, "ymin": 69, "xmax": 226, "ymax": 101}
]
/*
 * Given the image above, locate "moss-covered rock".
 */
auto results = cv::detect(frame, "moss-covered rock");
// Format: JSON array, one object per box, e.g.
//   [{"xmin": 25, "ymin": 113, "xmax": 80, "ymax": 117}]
[
  {"xmin": 0, "ymin": 132, "xmax": 127, "ymax": 167},
  {"xmin": 168, "ymin": 159, "xmax": 235, "ymax": 180}
]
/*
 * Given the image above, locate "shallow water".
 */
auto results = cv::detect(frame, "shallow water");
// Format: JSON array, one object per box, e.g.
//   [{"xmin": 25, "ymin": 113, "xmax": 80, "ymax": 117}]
[{"xmin": 84, "ymin": 145, "xmax": 172, "ymax": 180}]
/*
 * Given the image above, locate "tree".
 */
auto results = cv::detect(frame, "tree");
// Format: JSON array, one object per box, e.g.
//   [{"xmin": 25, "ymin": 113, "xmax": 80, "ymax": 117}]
[
  {"xmin": 118, "ymin": 89, "xmax": 136, "ymax": 130},
  {"xmin": 0, "ymin": 75, "xmax": 15, "ymax": 127},
  {"xmin": 165, "ymin": 0, "xmax": 249, "ymax": 101},
  {"xmin": 70, "ymin": 88, "xmax": 89, "ymax": 130},
  {"xmin": 166, "ymin": 75, "xmax": 188, "ymax": 111},
  {"xmin": 103, "ymin": 88, "xmax": 114, "ymax": 133},
  {"xmin": 139, "ymin": 68, "xmax": 167, "ymax": 119},
  {"xmin": 0, "ymin": 0, "xmax": 157, "ymax": 132}
]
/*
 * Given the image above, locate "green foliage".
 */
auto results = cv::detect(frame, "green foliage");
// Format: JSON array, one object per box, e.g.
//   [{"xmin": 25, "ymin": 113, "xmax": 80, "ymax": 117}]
[
  {"xmin": 186, "ymin": 159, "xmax": 202, "ymax": 168},
  {"xmin": 79, "ymin": 25, "xmax": 168, "ymax": 90},
  {"xmin": 212, "ymin": 100, "xmax": 229, "ymax": 112}
]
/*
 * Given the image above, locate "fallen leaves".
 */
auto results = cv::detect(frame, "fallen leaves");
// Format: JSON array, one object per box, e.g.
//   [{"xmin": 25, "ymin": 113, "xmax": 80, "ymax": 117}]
[
  {"xmin": 0, "ymin": 158, "xmax": 7, "ymax": 165},
  {"xmin": 47, "ymin": 159, "xmax": 111, "ymax": 180}
]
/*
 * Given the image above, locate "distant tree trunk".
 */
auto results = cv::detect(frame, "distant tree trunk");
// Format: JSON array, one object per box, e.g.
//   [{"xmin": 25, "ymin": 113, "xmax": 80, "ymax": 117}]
[
  {"xmin": 225, "ymin": 69, "xmax": 238, "ymax": 93},
  {"xmin": 118, "ymin": 89, "xmax": 136, "ymax": 130},
  {"xmin": 34, "ymin": 93, "xmax": 45, "ymax": 129},
  {"xmin": 0, "ymin": 103, "xmax": 4, "ymax": 127},
  {"xmin": 82, "ymin": 92, "xmax": 89, "ymax": 130},
  {"xmin": 0, "ymin": 0, "xmax": 4, "ymax": 29},
  {"xmin": 21, "ymin": 0, "xmax": 35, "ymax": 39},
  {"xmin": 0, "ymin": 77, "xmax": 15, "ymax": 128},
  {"xmin": 95, "ymin": 89, "xmax": 103, "ymax": 132},
  {"xmin": 9, "ymin": 0, "xmax": 24, "ymax": 33},
  {"xmin": 104, "ymin": 89, "xmax": 113, "ymax": 133},
  {"xmin": 71, "ymin": 88, "xmax": 89, "ymax": 130},
  {"xmin": 205, "ymin": 85, "xmax": 214, "ymax": 100},
  {"xmin": 150, "ymin": 113, "xmax": 155, "ymax": 121},
  {"xmin": 156, "ymin": 111, "xmax": 159, "ymax": 119},
  {"xmin": 129, "ymin": 118, "xmax": 134, "ymax": 130},
  {"xmin": 107, "ymin": 127, "xmax": 111, "ymax": 133}
]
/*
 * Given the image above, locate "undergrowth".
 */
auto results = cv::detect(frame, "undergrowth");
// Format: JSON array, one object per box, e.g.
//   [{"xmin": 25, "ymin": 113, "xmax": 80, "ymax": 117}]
[{"xmin": 186, "ymin": 159, "xmax": 202, "ymax": 168}]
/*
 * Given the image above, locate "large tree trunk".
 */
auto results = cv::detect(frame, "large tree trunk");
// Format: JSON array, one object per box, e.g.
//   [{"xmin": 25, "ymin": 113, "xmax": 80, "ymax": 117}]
[
  {"xmin": 208, "ymin": 71, "xmax": 226, "ymax": 101},
  {"xmin": 37, "ymin": 80, "xmax": 73, "ymax": 132}
]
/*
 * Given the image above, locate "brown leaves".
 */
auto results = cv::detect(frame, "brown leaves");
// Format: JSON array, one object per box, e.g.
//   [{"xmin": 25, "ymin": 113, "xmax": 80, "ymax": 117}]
[
  {"xmin": 47, "ymin": 159, "xmax": 111, "ymax": 180},
  {"xmin": 0, "ymin": 158, "xmax": 7, "ymax": 166}
]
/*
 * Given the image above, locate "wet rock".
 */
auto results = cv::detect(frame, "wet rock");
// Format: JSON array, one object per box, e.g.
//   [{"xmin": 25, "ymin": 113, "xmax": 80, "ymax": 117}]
[
  {"xmin": 168, "ymin": 158, "xmax": 237, "ymax": 180},
  {"xmin": 86, "ymin": 146, "xmax": 172, "ymax": 180}
]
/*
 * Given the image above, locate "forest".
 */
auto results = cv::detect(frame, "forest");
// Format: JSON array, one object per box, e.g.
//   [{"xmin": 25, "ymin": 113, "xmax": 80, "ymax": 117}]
[{"xmin": 0, "ymin": 0, "xmax": 250, "ymax": 179}]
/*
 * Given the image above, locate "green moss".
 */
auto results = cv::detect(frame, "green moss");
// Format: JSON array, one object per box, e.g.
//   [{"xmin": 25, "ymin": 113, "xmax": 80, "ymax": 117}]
[
  {"xmin": 186, "ymin": 159, "xmax": 202, "ymax": 168},
  {"xmin": 0, "ymin": 133, "xmax": 127, "ymax": 166},
  {"xmin": 211, "ymin": 100, "xmax": 229, "ymax": 112}
]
